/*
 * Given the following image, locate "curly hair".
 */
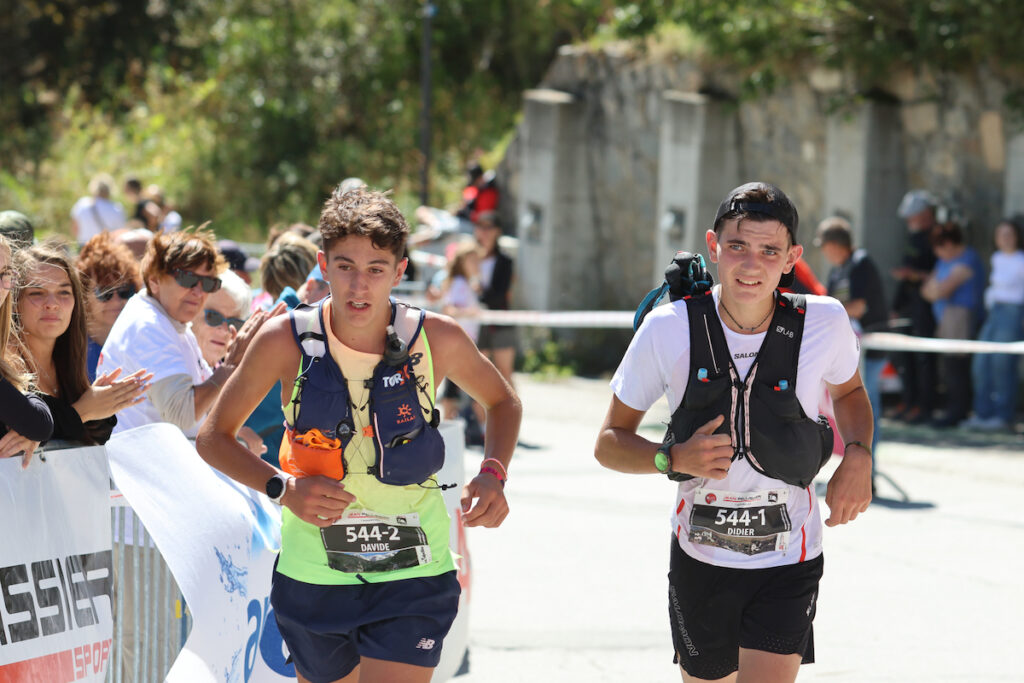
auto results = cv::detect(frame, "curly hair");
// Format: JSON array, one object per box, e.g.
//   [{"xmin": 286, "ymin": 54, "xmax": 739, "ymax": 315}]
[
  {"xmin": 76, "ymin": 232, "xmax": 143, "ymax": 292},
  {"xmin": 141, "ymin": 224, "xmax": 226, "ymax": 291},
  {"xmin": 318, "ymin": 186, "xmax": 408, "ymax": 258},
  {"xmin": 0, "ymin": 236, "xmax": 29, "ymax": 391}
]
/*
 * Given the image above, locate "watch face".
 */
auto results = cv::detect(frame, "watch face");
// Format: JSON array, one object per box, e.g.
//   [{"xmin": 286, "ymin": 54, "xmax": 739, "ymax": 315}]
[
  {"xmin": 654, "ymin": 450, "xmax": 670, "ymax": 473},
  {"xmin": 266, "ymin": 475, "xmax": 285, "ymax": 499}
]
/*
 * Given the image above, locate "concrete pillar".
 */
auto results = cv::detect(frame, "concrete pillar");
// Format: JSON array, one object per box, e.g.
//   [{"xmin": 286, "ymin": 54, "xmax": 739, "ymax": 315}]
[
  {"xmin": 514, "ymin": 89, "xmax": 588, "ymax": 311},
  {"xmin": 1004, "ymin": 132, "xmax": 1024, "ymax": 217},
  {"xmin": 655, "ymin": 92, "xmax": 738, "ymax": 284},
  {"xmin": 823, "ymin": 100, "xmax": 906, "ymax": 299}
]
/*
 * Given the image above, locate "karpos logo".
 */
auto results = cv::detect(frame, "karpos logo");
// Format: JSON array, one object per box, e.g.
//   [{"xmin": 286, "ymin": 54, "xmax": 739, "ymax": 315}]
[{"xmin": 0, "ymin": 551, "xmax": 112, "ymax": 645}]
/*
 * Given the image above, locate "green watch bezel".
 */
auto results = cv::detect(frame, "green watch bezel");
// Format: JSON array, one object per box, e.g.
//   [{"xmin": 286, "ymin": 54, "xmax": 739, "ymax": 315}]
[{"xmin": 654, "ymin": 448, "xmax": 671, "ymax": 474}]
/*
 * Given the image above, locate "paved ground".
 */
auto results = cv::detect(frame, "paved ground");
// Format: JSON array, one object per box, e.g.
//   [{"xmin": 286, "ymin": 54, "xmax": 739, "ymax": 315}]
[{"xmin": 454, "ymin": 374, "xmax": 1024, "ymax": 682}]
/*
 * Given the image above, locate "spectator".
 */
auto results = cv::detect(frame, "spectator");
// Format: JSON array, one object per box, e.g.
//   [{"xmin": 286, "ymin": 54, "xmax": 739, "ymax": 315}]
[
  {"xmin": 71, "ymin": 173, "xmax": 126, "ymax": 245},
  {"xmin": 0, "ymin": 210, "xmax": 35, "ymax": 250},
  {"xmin": 0, "ymin": 234, "xmax": 53, "ymax": 465},
  {"xmin": 816, "ymin": 217, "xmax": 890, "ymax": 480},
  {"xmin": 76, "ymin": 233, "xmax": 144, "ymax": 381},
  {"xmin": 891, "ymin": 190, "xmax": 940, "ymax": 423},
  {"xmin": 14, "ymin": 242, "xmax": 149, "ymax": 445},
  {"xmin": 457, "ymin": 162, "xmax": 500, "ymax": 224},
  {"xmin": 97, "ymin": 227, "xmax": 278, "ymax": 437},
  {"xmin": 921, "ymin": 222, "xmax": 987, "ymax": 428},
  {"xmin": 474, "ymin": 211, "xmax": 516, "ymax": 389},
  {"xmin": 123, "ymin": 176, "xmax": 145, "ymax": 222},
  {"xmin": 439, "ymin": 241, "xmax": 482, "ymax": 421},
  {"xmin": 259, "ymin": 232, "xmax": 318, "ymax": 304},
  {"xmin": 140, "ymin": 184, "xmax": 182, "ymax": 233},
  {"xmin": 965, "ymin": 218, "xmax": 1024, "ymax": 431},
  {"xmin": 781, "ymin": 257, "xmax": 827, "ymax": 296},
  {"xmin": 297, "ymin": 265, "xmax": 330, "ymax": 306},
  {"xmin": 218, "ymin": 239, "xmax": 261, "ymax": 285}
]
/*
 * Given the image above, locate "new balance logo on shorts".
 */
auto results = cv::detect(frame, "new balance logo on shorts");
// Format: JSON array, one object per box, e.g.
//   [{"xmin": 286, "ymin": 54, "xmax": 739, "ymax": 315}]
[{"xmin": 416, "ymin": 638, "xmax": 436, "ymax": 650}]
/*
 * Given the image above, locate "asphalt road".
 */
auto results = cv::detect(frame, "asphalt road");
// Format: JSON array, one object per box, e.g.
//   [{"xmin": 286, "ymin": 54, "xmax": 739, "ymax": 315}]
[{"xmin": 453, "ymin": 374, "xmax": 1024, "ymax": 683}]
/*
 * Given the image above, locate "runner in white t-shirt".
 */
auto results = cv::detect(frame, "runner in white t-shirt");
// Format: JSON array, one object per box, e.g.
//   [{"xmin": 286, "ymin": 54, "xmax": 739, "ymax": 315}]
[{"xmin": 596, "ymin": 182, "xmax": 873, "ymax": 682}]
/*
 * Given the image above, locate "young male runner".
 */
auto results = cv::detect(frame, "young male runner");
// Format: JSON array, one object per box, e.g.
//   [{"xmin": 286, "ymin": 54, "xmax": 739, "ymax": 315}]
[
  {"xmin": 197, "ymin": 187, "xmax": 521, "ymax": 683},
  {"xmin": 595, "ymin": 182, "xmax": 872, "ymax": 682}
]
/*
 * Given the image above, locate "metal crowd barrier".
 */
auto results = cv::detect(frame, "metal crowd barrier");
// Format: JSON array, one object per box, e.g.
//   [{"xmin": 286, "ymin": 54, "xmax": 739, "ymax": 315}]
[{"xmin": 108, "ymin": 496, "xmax": 191, "ymax": 683}]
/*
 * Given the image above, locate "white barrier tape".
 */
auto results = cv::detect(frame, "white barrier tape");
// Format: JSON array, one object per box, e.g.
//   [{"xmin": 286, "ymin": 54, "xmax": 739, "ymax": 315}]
[{"xmin": 449, "ymin": 309, "xmax": 1024, "ymax": 355}]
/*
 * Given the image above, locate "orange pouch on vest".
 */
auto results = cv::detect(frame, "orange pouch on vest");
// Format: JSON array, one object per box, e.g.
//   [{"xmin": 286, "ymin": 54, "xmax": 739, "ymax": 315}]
[{"xmin": 278, "ymin": 428, "xmax": 345, "ymax": 480}]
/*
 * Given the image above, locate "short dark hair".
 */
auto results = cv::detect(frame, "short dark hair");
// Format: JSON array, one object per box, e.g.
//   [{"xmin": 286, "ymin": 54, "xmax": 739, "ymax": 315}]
[
  {"xmin": 996, "ymin": 216, "xmax": 1023, "ymax": 250},
  {"xmin": 318, "ymin": 186, "xmax": 408, "ymax": 259},
  {"xmin": 815, "ymin": 216, "xmax": 853, "ymax": 249},
  {"xmin": 930, "ymin": 222, "xmax": 964, "ymax": 247},
  {"xmin": 713, "ymin": 182, "xmax": 799, "ymax": 246}
]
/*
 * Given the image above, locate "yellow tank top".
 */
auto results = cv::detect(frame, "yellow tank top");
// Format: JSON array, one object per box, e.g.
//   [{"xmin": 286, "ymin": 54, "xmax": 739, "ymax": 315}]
[{"xmin": 276, "ymin": 299, "xmax": 456, "ymax": 585}]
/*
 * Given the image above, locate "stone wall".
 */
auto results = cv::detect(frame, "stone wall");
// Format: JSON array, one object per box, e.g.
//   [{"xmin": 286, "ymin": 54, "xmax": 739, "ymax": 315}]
[{"xmin": 498, "ymin": 44, "xmax": 1023, "ymax": 312}]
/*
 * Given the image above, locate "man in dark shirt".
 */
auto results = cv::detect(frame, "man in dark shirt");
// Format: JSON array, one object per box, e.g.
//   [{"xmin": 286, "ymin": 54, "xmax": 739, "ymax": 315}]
[
  {"xmin": 817, "ymin": 217, "xmax": 889, "ymax": 486},
  {"xmin": 890, "ymin": 191, "xmax": 939, "ymax": 423}
]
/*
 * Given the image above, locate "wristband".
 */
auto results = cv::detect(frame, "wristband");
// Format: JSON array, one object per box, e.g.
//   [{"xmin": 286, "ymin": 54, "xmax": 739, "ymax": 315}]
[
  {"xmin": 479, "ymin": 466, "xmax": 506, "ymax": 487},
  {"xmin": 844, "ymin": 440, "xmax": 872, "ymax": 457},
  {"xmin": 479, "ymin": 458, "xmax": 508, "ymax": 487},
  {"xmin": 480, "ymin": 458, "xmax": 508, "ymax": 479}
]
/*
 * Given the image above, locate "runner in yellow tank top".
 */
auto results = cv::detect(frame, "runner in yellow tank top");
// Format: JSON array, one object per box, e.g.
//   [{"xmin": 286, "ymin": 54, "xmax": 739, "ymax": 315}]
[{"xmin": 198, "ymin": 187, "xmax": 521, "ymax": 683}]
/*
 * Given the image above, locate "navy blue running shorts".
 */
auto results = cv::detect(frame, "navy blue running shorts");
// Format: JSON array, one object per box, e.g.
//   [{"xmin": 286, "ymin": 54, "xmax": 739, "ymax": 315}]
[
  {"xmin": 271, "ymin": 569, "xmax": 461, "ymax": 683},
  {"xmin": 667, "ymin": 536, "xmax": 823, "ymax": 680}
]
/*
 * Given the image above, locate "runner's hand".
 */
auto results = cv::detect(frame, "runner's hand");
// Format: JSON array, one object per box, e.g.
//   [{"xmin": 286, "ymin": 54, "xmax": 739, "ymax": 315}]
[
  {"xmin": 824, "ymin": 446, "xmax": 872, "ymax": 526},
  {"xmin": 281, "ymin": 475, "xmax": 355, "ymax": 528},
  {"xmin": 672, "ymin": 415, "xmax": 733, "ymax": 479},
  {"xmin": 0, "ymin": 430, "xmax": 41, "ymax": 469},
  {"xmin": 461, "ymin": 473, "xmax": 508, "ymax": 528}
]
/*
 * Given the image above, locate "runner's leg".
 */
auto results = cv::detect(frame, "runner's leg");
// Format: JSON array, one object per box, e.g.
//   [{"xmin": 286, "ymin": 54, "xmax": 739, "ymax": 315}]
[
  {"xmin": 357, "ymin": 656, "xmax": 435, "ymax": 683},
  {"xmin": 735, "ymin": 649, "xmax": 801, "ymax": 683}
]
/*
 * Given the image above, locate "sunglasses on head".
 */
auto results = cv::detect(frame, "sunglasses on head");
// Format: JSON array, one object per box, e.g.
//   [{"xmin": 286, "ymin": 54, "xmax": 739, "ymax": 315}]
[
  {"xmin": 95, "ymin": 284, "xmax": 136, "ymax": 302},
  {"xmin": 172, "ymin": 268, "xmax": 222, "ymax": 293},
  {"xmin": 203, "ymin": 308, "xmax": 246, "ymax": 329}
]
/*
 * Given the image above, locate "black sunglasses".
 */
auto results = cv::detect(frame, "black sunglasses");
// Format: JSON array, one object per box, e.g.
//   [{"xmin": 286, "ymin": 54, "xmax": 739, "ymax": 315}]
[
  {"xmin": 95, "ymin": 284, "xmax": 136, "ymax": 302},
  {"xmin": 173, "ymin": 268, "xmax": 222, "ymax": 293},
  {"xmin": 203, "ymin": 308, "xmax": 246, "ymax": 329}
]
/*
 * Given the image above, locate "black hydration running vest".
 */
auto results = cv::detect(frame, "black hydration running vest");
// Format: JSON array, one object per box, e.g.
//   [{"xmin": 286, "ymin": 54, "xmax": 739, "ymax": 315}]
[
  {"xmin": 286, "ymin": 297, "xmax": 445, "ymax": 487},
  {"xmin": 664, "ymin": 291, "xmax": 833, "ymax": 488}
]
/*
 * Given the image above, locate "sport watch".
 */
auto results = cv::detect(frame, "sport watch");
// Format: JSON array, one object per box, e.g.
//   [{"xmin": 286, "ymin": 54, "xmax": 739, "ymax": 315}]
[
  {"xmin": 654, "ymin": 446, "xmax": 673, "ymax": 474},
  {"xmin": 265, "ymin": 473, "xmax": 293, "ymax": 505}
]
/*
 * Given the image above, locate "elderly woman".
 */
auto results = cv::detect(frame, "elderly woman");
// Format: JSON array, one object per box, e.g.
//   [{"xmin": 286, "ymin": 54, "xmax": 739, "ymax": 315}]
[
  {"xmin": 192, "ymin": 269, "xmax": 252, "ymax": 368},
  {"xmin": 98, "ymin": 227, "xmax": 279, "ymax": 437},
  {"xmin": 15, "ymin": 242, "xmax": 149, "ymax": 445},
  {"xmin": 76, "ymin": 233, "xmax": 144, "ymax": 381}
]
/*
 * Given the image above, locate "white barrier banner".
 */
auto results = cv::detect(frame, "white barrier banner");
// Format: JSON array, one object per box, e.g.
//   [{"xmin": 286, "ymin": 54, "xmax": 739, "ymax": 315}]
[
  {"xmin": 107, "ymin": 425, "xmax": 293, "ymax": 683},
  {"xmin": 0, "ymin": 447, "xmax": 114, "ymax": 682}
]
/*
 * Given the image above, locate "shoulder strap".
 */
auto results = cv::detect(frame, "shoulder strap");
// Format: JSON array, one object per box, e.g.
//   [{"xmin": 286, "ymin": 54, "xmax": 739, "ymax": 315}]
[
  {"xmin": 289, "ymin": 299, "xmax": 328, "ymax": 360},
  {"xmin": 389, "ymin": 297, "xmax": 426, "ymax": 347},
  {"xmin": 761, "ymin": 292, "xmax": 808, "ymax": 386},
  {"xmin": 684, "ymin": 291, "xmax": 727, "ymax": 379}
]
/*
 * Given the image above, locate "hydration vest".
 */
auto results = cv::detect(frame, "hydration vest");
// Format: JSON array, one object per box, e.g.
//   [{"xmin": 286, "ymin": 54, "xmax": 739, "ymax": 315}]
[
  {"xmin": 280, "ymin": 297, "xmax": 445, "ymax": 487},
  {"xmin": 665, "ymin": 291, "xmax": 833, "ymax": 488}
]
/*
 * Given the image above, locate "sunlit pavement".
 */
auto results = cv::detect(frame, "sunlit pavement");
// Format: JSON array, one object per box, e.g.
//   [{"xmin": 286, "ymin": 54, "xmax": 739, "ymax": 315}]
[{"xmin": 454, "ymin": 374, "xmax": 1024, "ymax": 682}]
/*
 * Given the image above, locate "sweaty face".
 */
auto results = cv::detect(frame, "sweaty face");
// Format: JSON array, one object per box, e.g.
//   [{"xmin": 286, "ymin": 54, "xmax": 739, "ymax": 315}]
[
  {"xmin": 18, "ymin": 263, "xmax": 75, "ymax": 341},
  {"xmin": 707, "ymin": 218, "xmax": 802, "ymax": 307},
  {"xmin": 193, "ymin": 288, "xmax": 243, "ymax": 366},
  {"xmin": 150, "ymin": 263, "xmax": 217, "ymax": 325},
  {"xmin": 318, "ymin": 236, "xmax": 406, "ymax": 329}
]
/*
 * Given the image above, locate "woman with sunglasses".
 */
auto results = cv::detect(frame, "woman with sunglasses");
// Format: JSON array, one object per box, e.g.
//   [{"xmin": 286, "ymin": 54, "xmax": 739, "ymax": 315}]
[
  {"xmin": 0, "ymin": 235, "xmax": 53, "ymax": 466},
  {"xmin": 14, "ymin": 242, "xmax": 150, "ymax": 445},
  {"xmin": 76, "ymin": 233, "xmax": 144, "ymax": 381},
  {"xmin": 98, "ymin": 227, "xmax": 281, "ymax": 438}
]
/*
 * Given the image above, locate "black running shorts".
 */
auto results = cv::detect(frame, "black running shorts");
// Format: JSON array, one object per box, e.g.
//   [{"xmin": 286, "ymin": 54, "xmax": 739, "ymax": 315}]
[{"xmin": 667, "ymin": 536, "xmax": 823, "ymax": 680}]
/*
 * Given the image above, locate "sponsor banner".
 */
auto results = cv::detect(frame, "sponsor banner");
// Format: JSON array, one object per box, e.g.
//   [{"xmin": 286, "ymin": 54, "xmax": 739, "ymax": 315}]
[
  {"xmin": 107, "ymin": 425, "xmax": 291, "ymax": 683},
  {"xmin": 0, "ymin": 447, "xmax": 113, "ymax": 683}
]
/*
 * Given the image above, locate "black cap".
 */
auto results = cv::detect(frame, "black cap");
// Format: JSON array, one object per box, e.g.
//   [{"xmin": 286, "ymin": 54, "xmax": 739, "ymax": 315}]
[
  {"xmin": 217, "ymin": 240, "xmax": 259, "ymax": 273},
  {"xmin": 713, "ymin": 182, "xmax": 800, "ymax": 288}
]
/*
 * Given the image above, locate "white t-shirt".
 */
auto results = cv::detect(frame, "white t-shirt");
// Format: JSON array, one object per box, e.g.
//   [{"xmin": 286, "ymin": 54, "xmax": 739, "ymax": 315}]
[
  {"xmin": 985, "ymin": 250, "xmax": 1024, "ymax": 307},
  {"xmin": 98, "ymin": 291, "xmax": 211, "ymax": 438},
  {"xmin": 611, "ymin": 287, "xmax": 860, "ymax": 569},
  {"xmin": 444, "ymin": 275, "xmax": 480, "ymax": 340},
  {"xmin": 70, "ymin": 196, "xmax": 125, "ymax": 244}
]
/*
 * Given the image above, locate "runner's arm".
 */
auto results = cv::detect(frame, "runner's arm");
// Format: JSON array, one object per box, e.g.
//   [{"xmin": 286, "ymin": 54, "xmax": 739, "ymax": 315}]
[
  {"xmin": 195, "ymin": 317, "xmax": 354, "ymax": 526},
  {"xmin": 427, "ymin": 315, "xmax": 521, "ymax": 528},
  {"xmin": 824, "ymin": 372, "xmax": 873, "ymax": 526},
  {"xmin": 595, "ymin": 397, "xmax": 733, "ymax": 479}
]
